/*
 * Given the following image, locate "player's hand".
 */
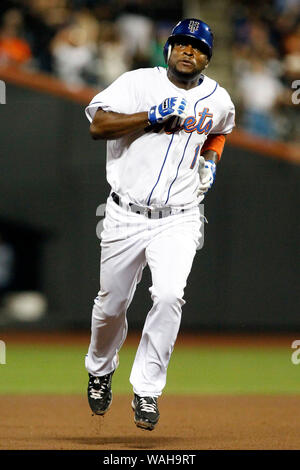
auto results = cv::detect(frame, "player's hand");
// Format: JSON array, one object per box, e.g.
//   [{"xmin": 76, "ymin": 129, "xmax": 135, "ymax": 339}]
[
  {"xmin": 148, "ymin": 97, "xmax": 187, "ymax": 125},
  {"xmin": 197, "ymin": 157, "xmax": 216, "ymax": 196}
]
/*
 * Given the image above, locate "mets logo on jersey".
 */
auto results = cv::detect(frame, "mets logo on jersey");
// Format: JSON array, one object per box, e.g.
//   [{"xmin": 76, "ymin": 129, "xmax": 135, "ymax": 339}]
[
  {"xmin": 188, "ymin": 20, "xmax": 200, "ymax": 33},
  {"xmin": 164, "ymin": 108, "xmax": 213, "ymax": 135}
]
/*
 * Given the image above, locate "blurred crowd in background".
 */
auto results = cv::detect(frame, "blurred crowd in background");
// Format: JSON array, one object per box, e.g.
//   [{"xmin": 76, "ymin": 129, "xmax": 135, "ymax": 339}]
[
  {"xmin": 232, "ymin": 0, "xmax": 299, "ymax": 142},
  {"xmin": 0, "ymin": 0, "xmax": 182, "ymax": 85},
  {"xmin": 0, "ymin": 0, "xmax": 299, "ymax": 142}
]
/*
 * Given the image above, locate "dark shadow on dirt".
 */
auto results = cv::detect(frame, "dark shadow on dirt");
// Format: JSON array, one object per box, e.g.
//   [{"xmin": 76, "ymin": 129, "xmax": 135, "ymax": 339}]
[{"xmin": 49, "ymin": 435, "xmax": 185, "ymax": 450}]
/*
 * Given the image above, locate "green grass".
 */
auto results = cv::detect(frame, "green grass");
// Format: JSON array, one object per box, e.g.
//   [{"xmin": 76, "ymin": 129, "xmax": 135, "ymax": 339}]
[{"xmin": 0, "ymin": 344, "xmax": 299, "ymax": 395}]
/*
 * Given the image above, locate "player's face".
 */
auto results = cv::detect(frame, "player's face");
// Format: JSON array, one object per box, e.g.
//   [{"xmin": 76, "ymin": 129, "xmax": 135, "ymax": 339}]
[{"xmin": 168, "ymin": 37, "xmax": 209, "ymax": 80}]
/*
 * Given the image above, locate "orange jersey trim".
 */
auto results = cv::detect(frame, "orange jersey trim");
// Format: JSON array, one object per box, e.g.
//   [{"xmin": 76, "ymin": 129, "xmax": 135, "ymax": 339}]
[{"xmin": 201, "ymin": 134, "xmax": 226, "ymax": 161}]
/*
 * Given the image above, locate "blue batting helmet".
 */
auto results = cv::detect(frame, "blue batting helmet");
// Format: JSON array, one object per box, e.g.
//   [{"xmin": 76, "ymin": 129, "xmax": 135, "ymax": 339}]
[{"xmin": 163, "ymin": 18, "xmax": 214, "ymax": 63}]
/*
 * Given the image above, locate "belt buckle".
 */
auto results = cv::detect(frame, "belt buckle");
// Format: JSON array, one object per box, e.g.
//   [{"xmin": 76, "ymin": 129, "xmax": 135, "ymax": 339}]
[
  {"xmin": 161, "ymin": 207, "xmax": 171, "ymax": 218},
  {"xmin": 151, "ymin": 208, "xmax": 167, "ymax": 219}
]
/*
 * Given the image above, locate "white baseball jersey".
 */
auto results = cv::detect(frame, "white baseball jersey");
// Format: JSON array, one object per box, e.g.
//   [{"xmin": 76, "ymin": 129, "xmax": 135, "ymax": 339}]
[{"xmin": 85, "ymin": 66, "xmax": 235, "ymax": 209}]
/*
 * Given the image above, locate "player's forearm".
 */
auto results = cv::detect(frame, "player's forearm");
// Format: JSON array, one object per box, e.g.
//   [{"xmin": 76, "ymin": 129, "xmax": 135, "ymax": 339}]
[
  {"xmin": 90, "ymin": 110, "xmax": 149, "ymax": 140},
  {"xmin": 201, "ymin": 134, "xmax": 226, "ymax": 163},
  {"xmin": 202, "ymin": 149, "xmax": 218, "ymax": 164}
]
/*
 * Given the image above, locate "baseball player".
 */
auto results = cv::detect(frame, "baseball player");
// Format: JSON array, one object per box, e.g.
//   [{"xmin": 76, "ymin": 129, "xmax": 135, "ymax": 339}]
[{"xmin": 84, "ymin": 18, "xmax": 235, "ymax": 431}]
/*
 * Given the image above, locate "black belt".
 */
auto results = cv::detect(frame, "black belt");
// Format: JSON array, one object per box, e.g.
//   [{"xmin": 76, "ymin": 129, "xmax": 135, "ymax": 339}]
[{"xmin": 111, "ymin": 192, "xmax": 184, "ymax": 219}]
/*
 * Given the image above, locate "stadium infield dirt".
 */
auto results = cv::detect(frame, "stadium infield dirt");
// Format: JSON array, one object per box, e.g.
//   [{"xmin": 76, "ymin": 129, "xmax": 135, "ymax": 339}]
[
  {"xmin": 1, "ymin": 331, "xmax": 300, "ymax": 450},
  {"xmin": 1, "ymin": 394, "xmax": 300, "ymax": 450}
]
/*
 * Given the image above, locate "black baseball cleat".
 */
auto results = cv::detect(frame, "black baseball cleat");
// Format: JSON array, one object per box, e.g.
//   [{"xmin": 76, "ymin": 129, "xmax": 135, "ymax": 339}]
[
  {"xmin": 87, "ymin": 372, "xmax": 114, "ymax": 416},
  {"xmin": 131, "ymin": 394, "xmax": 160, "ymax": 431}
]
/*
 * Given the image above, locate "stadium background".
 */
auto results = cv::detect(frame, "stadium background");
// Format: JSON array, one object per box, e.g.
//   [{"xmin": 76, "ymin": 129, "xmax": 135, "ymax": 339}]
[{"xmin": 0, "ymin": 0, "xmax": 299, "ymax": 451}]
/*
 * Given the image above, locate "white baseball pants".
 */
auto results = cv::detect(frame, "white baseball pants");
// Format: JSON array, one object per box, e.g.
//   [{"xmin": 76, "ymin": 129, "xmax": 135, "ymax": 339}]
[{"xmin": 85, "ymin": 195, "xmax": 202, "ymax": 397}]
